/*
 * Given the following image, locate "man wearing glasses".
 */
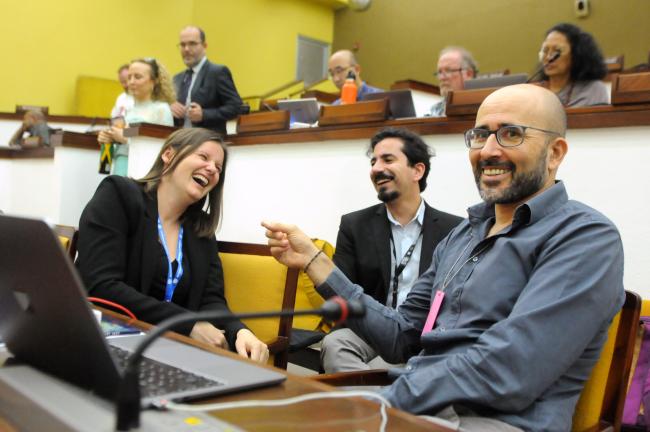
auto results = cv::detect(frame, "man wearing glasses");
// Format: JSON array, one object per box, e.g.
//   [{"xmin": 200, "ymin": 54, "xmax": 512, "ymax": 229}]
[
  {"xmin": 263, "ymin": 84, "xmax": 624, "ymax": 431},
  {"xmin": 327, "ymin": 50, "xmax": 382, "ymax": 105},
  {"xmin": 430, "ymin": 46, "xmax": 477, "ymax": 117},
  {"xmin": 171, "ymin": 26, "xmax": 242, "ymax": 136}
]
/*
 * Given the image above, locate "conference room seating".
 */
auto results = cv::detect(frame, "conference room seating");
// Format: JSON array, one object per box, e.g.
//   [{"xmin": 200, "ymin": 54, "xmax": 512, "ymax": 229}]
[
  {"xmin": 605, "ymin": 55, "xmax": 625, "ymax": 74},
  {"xmin": 311, "ymin": 291, "xmax": 641, "ymax": 432},
  {"xmin": 53, "ymin": 224, "xmax": 78, "ymax": 260},
  {"xmin": 218, "ymin": 241, "xmax": 299, "ymax": 369}
]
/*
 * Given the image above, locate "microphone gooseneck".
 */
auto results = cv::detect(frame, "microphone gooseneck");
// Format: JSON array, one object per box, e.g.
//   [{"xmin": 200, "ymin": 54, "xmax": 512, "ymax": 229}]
[
  {"xmin": 116, "ymin": 297, "xmax": 365, "ymax": 431},
  {"xmin": 526, "ymin": 51, "xmax": 562, "ymax": 83}
]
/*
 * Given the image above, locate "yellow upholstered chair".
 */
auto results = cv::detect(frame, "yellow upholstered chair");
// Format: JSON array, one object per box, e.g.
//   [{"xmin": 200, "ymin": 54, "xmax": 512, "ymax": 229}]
[
  {"xmin": 53, "ymin": 224, "xmax": 78, "ymax": 260},
  {"xmin": 292, "ymin": 238, "xmax": 335, "ymax": 332},
  {"xmin": 218, "ymin": 241, "xmax": 299, "ymax": 369},
  {"xmin": 572, "ymin": 290, "xmax": 641, "ymax": 432}
]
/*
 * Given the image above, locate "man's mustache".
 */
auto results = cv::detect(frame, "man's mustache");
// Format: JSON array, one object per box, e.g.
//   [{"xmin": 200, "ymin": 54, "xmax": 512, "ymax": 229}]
[{"xmin": 373, "ymin": 172, "xmax": 394, "ymax": 183}]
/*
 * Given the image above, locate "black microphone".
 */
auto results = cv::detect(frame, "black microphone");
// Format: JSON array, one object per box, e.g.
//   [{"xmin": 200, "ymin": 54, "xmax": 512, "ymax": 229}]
[
  {"xmin": 526, "ymin": 51, "xmax": 562, "ymax": 83},
  {"xmin": 116, "ymin": 296, "xmax": 365, "ymax": 431}
]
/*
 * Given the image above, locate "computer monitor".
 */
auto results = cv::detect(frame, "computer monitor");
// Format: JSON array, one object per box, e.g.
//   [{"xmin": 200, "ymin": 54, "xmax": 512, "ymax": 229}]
[
  {"xmin": 277, "ymin": 98, "xmax": 320, "ymax": 124},
  {"xmin": 361, "ymin": 90, "xmax": 417, "ymax": 119}
]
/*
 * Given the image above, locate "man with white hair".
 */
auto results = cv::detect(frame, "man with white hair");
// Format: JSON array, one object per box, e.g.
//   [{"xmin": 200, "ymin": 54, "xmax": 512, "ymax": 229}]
[{"xmin": 430, "ymin": 46, "xmax": 478, "ymax": 117}]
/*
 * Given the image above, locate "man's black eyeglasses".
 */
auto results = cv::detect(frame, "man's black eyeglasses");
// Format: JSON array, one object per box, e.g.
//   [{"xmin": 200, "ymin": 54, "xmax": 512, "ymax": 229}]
[{"xmin": 464, "ymin": 124, "xmax": 562, "ymax": 149}]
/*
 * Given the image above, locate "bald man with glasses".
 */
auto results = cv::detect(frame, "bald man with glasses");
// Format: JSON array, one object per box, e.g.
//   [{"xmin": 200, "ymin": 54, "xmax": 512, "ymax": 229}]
[
  {"xmin": 327, "ymin": 50, "xmax": 382, "ymax": 105},
  {"xmin": 263, "ymin": 84, "xmax": 624, "ymax": 431}
]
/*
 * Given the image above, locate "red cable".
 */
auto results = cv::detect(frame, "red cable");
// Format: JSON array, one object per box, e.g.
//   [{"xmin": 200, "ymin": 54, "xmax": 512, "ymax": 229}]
[
  {"xmin": 330, "ymin": 296, "xmax": 349, "ymax": 325},
  {"xmin": 87, "ymin": 297, "xmax": 137, "ymax": 321}
]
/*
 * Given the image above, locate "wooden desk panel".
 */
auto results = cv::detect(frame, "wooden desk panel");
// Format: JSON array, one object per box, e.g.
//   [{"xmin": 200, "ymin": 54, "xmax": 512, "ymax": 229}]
[{"xmin": 228, "ymin": 103, "xmax": 650, "ymax": 146}]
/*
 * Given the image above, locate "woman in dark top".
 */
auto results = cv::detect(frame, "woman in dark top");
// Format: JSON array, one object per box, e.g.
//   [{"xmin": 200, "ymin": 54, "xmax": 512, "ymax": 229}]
[
  {"xmin": 539, "ymin": 23, "xmax": 608, "ymax": 107},
  {"xmin": 77, "ymin": 128, "xmax": 268, "ymax": 363}
]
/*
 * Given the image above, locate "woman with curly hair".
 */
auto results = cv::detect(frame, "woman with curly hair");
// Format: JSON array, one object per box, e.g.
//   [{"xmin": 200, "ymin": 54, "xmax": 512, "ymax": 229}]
[
  {"xmin": 539, "ymin": 23, "xmax": 609, "ymax": 107},
  {"xmin": 99, "ymin": 58, "xmax": 176, "ymax": 176}
]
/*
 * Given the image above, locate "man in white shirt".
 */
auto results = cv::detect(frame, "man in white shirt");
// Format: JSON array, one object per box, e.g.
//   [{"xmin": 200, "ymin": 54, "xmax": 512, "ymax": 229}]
[{"xmin": 321, "ymin": 127, "xmax": 462, "ymax": 372}]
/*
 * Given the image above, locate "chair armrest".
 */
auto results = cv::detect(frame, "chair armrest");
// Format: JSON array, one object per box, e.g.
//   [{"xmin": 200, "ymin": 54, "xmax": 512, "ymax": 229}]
[
  {"xmin": 267, "ymin": 336, "xmax": 289, "ymax": 355},
  {"xmin": 309, "ymin": 369, "xmax": 391, "ymax": 386}
]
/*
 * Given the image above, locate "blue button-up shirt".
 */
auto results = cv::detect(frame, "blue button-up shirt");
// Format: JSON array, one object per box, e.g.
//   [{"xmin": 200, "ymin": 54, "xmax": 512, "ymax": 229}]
[{"xmin": 319, "ymin": 181, "xmax": 625, "ymax": 431}]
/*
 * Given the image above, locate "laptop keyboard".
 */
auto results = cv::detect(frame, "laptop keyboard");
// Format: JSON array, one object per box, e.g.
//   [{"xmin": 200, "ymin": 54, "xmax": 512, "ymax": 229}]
[{"xmin": 109, "ymin": 345, "xmax": 224, "ymax": 399}]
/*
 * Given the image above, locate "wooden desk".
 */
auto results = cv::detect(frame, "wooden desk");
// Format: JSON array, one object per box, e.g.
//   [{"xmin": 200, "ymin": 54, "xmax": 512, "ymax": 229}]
[{"xmin": 0, "ymin": 310, "xmax": 448, "ymax": 432}]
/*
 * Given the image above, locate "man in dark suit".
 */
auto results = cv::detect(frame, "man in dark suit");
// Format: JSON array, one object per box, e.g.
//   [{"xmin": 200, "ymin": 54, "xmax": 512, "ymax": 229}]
[
  {"xmin": 171, "ymin": 26, "xmax": 242, "ymax": 136},
  {"xmin": 321, "ymin": 127, "xmax": 462, "ymax": 373}
]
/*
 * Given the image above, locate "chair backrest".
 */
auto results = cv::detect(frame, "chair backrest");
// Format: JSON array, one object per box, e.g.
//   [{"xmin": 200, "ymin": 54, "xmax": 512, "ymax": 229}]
[
  {"xmin": 218, "ymin": 241, "xmax": 299, "ymax": 369},
  {"xmin": 53, "ymin": 224, "xmax": 78, "ymax": 260},
  {"xmin": 572, "ymin": 290, "xmax": 641, "ymax": 431}
]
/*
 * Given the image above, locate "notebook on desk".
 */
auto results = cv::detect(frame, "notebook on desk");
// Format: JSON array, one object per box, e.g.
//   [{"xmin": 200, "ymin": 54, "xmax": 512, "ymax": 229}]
[
  {"xmin": 0, "ymin": 215, "xmax": 285, "ymax": 406},
  {"xmin": 361, "ymin": 89, "xmax": 417, "ymax": 119}
]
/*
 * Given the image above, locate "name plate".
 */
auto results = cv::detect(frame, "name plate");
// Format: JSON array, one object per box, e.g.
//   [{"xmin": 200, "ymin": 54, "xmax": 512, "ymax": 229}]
[
  {"xmin": 612, "ymin": 72, "xmax": 650, "ymax": 105},
  {"xmin": 445, "ymin": 87, "xmax": 499, "ymax": 117},
  {"xmin": 237, "ymin": 110, "xmax": 290, "ymax": 133},
  {"xmin": 318, "ymin": 99, "xmax": 388, "ymax": 126}
]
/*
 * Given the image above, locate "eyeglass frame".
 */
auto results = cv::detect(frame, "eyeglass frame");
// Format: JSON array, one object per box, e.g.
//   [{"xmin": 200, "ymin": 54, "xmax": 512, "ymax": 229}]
[
  {"xmin": 433, "ymin": 68, "xmax": 466, "ymax": 78},
  {"xmin": 538, "ymin": 47, "xmax": 567, "ymax": 62},
  {"xmin": 328, "ymin": 64, "xmax": 356, "ymax": 78},
  {"xmin": 463, "ymin": 124, "xmax": 562, "ymax": 149}
]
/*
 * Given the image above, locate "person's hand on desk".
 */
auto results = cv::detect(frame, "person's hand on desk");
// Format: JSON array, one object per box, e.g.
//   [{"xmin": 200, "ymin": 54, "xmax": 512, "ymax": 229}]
[
  {"xmin": 262, "ymin": 221, "xmax": 335, "ymax": 286},
  {"xmin": 190, "ymin": 321, "xmax": 228, "ymax": 349},
  {"xmin": 188, "ymin": 102, "xmax": 203, "ymax": 123},
  {"xmin": 235, "ymin": 329, "xmax": 269, "ymax": 364},
  {"xmin": 97, "ymin": 126, "xmax": 127, "ymax": 145},
  {"xmin": 170, "ymin": 101, "xmax": 186, "ymax": 119}
]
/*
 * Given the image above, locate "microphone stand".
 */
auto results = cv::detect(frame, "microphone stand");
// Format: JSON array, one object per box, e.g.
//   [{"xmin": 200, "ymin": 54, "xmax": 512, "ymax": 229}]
[
  {"xmin": 116, "ymin": 297, "xmax": 364, "ymax": 431},
  {"xmin": 526, "ymin": 51, "xmax": 561, "ymax": 83}
]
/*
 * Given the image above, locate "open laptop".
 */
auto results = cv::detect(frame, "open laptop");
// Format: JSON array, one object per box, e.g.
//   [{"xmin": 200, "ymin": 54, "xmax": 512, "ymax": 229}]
[
  {"xmin": 277, "ymin": 98, "xmax": 320, "ymax": 124},
  {"xmin": 361, "ymin": 89, "xmax": 417, "ymax": 119},
  {"xmin": 463, "ymin": 73, "xmax": 528, "ymax": 90},
  {"xmin": 0, "ymin": 215, "xmax": 285, "ymax": 406}
]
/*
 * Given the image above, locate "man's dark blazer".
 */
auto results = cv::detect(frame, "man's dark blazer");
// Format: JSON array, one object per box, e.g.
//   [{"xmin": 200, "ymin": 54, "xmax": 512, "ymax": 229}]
[
  {"xmin": 76, "ymin": 176, "xmax": 245, "ymax": 347},
  {"xmin": 173, "ymin": 59, "xmax": 242, "ymax": 136},
  {"xmin": 333, "ymin": 202, "xmax": 463, "ymax": 304}
]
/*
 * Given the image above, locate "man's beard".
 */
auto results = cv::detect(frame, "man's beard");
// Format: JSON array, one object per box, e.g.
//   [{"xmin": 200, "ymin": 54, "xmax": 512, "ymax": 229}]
[
  {"xmin": 474, "ymin": 152, "xmax": 547, "ymax": 205},
  {"xmin": 378, "ymin": 188, "xmax": 400, "ymax": 203},
  {"xmin": 373, "ymin": 171, "xmax": 400, "ymax": 203}
]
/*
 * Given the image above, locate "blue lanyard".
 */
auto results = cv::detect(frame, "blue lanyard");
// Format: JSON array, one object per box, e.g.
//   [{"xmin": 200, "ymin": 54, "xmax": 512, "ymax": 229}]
[{"xmin": 157, "ymin": 217, "xmax": 184, "ymax": 302}]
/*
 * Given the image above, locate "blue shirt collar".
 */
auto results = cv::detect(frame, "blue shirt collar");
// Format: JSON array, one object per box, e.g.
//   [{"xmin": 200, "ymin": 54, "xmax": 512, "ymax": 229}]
[{"xmin": 467, "ymin": 180, "xmax": 568, "ymax": 229}]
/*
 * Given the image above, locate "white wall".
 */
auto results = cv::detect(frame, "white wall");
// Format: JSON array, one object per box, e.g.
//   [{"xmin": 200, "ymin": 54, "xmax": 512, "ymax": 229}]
[
  {"xmin": 2, "ymin": 123, "xmax": 648, "ymax": 298},
  {"xmin": 220, "ymin": 127, "xmax": 650, "ymax": 298}
]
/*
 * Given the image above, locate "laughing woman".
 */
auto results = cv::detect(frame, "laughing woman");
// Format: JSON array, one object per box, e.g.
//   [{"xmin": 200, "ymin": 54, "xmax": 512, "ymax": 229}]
[{"xmin": 77, "ymin": 128, "xmax": 269, "ymax": 363}]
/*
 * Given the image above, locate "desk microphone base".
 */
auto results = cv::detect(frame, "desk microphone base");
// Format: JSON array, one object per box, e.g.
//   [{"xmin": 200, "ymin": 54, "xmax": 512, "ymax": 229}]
[{"xmin": 0, "ymin": 365, "xmax": 241, "ymax": 432}]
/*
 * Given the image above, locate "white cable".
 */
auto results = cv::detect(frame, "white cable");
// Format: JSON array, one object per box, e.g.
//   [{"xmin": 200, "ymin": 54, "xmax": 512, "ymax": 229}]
[{"xmin": 164, "ymin": 390, "xmax": 391, "ymax": 432}]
